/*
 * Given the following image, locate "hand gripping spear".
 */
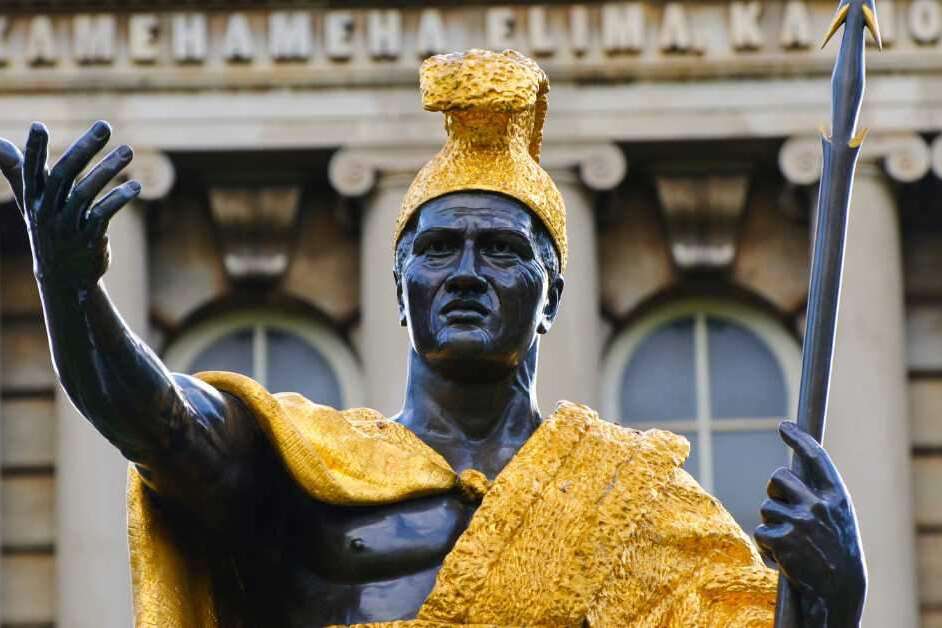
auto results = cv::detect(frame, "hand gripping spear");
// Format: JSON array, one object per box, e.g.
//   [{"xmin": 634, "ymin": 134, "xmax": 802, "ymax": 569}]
[{"xmin": 773, "ymin": 1, "xmax": 881, "ymax": 626}]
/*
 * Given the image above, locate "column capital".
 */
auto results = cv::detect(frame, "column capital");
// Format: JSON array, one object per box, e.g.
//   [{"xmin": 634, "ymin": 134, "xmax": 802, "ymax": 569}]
[
  {"xmin": 327, "ymin": 143, "xmax": 628, "ymax": 198},
  {"xmin": 928, "ymin": 135, "xmax": 942, "ymax": 181},
  {"xmin": 328, "ymin": 147, "xmax": 433, "ymax": 198},
  {"xmin": 124, "ymin": 149, "xmax": 176, "ymax": 201},
  {"xmin": 779, "ymin": 132, "xmax": 930, "ymax": 186}
]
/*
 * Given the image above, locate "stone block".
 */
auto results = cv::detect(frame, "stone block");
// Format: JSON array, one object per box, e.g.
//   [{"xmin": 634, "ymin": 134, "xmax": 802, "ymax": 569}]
[
  {"xmin": 598, "ymin": 190, "xmax": 674, "ymax": 319},
  {"xmin": 733, "ymin": 187, "xmax": 810, "ymax": 313},
  {"xmin": 283, "ymin": 204, "xmax": 360, "ymax": 322},
  {"xmin": 919, "ymin": 534, "xmax": 942, "ymax": 606},
  {"xmin": 907, "ymin": 306, "xmax": 942, "ymax": 373},
  {"xmin": 0, "ymin": 255, "xmax": 41, "ymax": 317},
  {"xmin": 911, "ymin": 380, "xmax": 942, "ymax": 447},
  {"xmin": 904, "ymin": 229, "xmax": 942, "ymax": 300},
  {"xmin": 1, "ymin": 398, "xmax": 56, "ymax": 467},
  {"xmin": 0, "ymin": 554, "xmax": 55, "ymax": 624},
  {"xmin": 0, "ymin": 320, "xmax": 54, "ymax": 391},
  {"xmin": 915, "ymin": 457, "xmax": 942, "ymax": 526},
  {"xmin": 924, "ymin": 610, "xmax": 942, "ymax": 628},
  {"xmin": 150, "ymin": 196, "xmax": 228, "ymax": 329},
  {"xmin": 1, "ymin": 475, "xmax": 55, "ymax": 548}
]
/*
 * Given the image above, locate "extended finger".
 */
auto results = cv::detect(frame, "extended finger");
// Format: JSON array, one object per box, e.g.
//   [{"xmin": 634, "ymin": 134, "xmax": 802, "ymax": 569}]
[
  {"xmin": 768, "ymin": 466, "xmax": 818, "ymax": 504},
  {"xmin": 753, "ymin": 522, "xmax": 793, "ymax": 556},
  {"xmin": 24, "ymin": 122, "xmax": 49, "ymax": 202},
  {"xmin": 760, "ymin": 498, "xmax": 804, "ymax": 526},
  {"xmin": 48, "ymin": 120, "xmax": 111, "ymax": 196},
  {"xmin": 71, "ymin": 145, "xmax": 133, "ymax": 209},
  {"xmin": 0, "ymin": 138, "xmax": 25, "ymax": 210},
  {"xmin": 779, "ymin": 421, "xmax": 841, "ymax": 489},
  {"xmin": 85, "ymin": 180, "xmax": 141, "ymax": 237}
]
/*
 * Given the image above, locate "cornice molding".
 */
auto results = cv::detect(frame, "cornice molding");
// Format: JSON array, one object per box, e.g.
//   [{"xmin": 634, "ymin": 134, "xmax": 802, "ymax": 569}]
[{"xmin": 327, "ymin": 142, "xmax": 628, "ymax": 198}]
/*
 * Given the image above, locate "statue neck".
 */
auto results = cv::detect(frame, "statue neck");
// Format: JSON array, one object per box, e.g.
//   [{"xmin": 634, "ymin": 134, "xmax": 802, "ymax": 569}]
[{"xmin": 398, "ymin": 344, "xmax": 542, "ymax": 455}]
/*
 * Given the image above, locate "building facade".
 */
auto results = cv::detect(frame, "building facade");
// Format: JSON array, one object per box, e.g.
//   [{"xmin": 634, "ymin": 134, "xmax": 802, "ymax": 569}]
[{"xmin": 0, "ymin": 1, "xmax": 937, "ymax": 626}]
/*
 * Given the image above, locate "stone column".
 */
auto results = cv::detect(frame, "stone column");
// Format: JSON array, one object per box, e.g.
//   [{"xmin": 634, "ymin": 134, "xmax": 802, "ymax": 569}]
[
  {"xmin": 537, "ymin": 171, "xmax": 601, "ymax": 410},
  {"xmin": 826, "ymin": 165, "xmax": 918, "ymax": 628},
  {"xmin": 56, "ymin": 151, "xmax": 173, "ymax": 628},
  {"xmin": 359, "ymin": 173, "xmax": 415, "ymax": 415}
]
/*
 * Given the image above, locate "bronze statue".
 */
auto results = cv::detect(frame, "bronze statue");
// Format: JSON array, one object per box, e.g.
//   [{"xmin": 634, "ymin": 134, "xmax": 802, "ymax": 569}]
[{"xmin": 0, "ymin": 31, "xmax": 869, "ymax": 628}]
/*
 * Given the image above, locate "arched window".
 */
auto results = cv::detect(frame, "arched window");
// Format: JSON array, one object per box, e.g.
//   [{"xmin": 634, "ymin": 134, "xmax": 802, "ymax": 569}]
[
  {"xmin": 602, "ymin": 300, "xmax": 800, "ymax": 533},
  {"xmin": 164, "ymin": 310, "xmax": 363, "ymax": 409}
]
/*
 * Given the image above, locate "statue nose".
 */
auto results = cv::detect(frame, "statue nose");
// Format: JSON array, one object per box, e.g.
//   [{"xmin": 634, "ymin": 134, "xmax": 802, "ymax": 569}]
[{"xmin": 445, "ymin": 245, "xmax": 487, "ymax": 294}]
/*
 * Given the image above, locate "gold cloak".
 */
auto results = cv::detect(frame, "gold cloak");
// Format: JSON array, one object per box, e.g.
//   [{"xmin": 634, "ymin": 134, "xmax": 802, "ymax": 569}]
[{"xmin": 128, "ymin": 371, "xmax": 776, "ymax": 627}]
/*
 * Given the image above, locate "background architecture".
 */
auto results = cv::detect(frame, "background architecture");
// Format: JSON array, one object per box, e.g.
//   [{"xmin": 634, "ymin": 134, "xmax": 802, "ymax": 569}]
[{"xmin": 0, "ymin": 1, "xmax": 937, "ymax": 626}]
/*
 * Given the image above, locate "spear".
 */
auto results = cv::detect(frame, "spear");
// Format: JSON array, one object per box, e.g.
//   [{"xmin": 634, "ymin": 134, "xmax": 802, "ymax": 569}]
[{"xmin": 774, "ymin": 0, "xmax": 881, "ymax": 625}]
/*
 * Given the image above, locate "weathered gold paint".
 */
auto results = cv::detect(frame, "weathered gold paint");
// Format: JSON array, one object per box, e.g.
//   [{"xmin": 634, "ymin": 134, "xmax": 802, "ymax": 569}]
[
  {"xmin": 395, "ymin": 49, "xmax": 569, "ymax": 271},
  {"xmin": 821, "ymin": 4, "xmax": 851, "ymax": 48},
  {"xmin": 128, "ymin": 372, "xmax": 776, "ymax": 626}
]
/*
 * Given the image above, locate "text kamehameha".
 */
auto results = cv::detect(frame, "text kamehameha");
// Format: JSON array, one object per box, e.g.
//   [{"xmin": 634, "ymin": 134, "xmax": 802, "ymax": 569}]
[{"xmin": 0, "ymin": 1, "xmax": 940, "ymax": 69}]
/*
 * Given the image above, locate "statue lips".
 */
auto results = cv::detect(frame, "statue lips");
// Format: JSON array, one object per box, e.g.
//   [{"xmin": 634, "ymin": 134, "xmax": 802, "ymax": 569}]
[{"xmin": 440, "ymin": 298, "xmax": 491, "ymax": 324}]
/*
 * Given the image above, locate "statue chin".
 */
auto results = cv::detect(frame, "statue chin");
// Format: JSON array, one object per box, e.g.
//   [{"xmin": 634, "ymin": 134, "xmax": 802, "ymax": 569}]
[{"xmin": 421, "ymin": 331, "xmax": 522, "ymax": 382}]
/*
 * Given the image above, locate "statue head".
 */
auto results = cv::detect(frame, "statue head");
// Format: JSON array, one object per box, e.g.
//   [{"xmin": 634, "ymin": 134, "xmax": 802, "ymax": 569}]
[
  {"xmin": 392, "ymin": 50, "xmax": 567, "ymax": 381},
  {"xmin": 394, "ymin": 191, "xmax": 564, "ymax": 381}
]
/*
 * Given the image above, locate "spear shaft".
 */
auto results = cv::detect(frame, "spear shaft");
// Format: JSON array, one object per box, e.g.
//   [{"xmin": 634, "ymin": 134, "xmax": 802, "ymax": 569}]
[{"xmin": 773, "ymin": 1, "xmax": 879, "ymax": 625}]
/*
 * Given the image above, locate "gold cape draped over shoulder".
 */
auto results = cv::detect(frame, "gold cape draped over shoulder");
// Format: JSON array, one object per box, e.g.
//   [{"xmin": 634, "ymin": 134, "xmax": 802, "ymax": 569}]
[{"xmin": 127, "ymin": 371, "xmax": 777, "ymax": 627}]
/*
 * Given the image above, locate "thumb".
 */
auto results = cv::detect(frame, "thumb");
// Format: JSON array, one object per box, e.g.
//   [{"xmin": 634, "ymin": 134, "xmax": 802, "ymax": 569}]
[{"xmin": 0, "ymin": 138, "xmax": 25, "ymax": 211}]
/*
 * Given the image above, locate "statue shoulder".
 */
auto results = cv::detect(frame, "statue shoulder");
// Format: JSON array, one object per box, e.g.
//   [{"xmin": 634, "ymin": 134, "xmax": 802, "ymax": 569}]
[{"xmin": 548, "ymin": 400, "xmax": 691, "ymax": 469}]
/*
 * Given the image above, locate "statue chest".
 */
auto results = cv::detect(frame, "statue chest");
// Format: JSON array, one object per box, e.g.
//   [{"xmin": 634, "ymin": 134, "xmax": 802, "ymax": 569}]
[
  {"xmin": 243, "ymin": 491, "xmax": 476, "ymax": 626},
  {"xmin": 302, "ymin": 492, "xmax": 476, "ymax": 583}
]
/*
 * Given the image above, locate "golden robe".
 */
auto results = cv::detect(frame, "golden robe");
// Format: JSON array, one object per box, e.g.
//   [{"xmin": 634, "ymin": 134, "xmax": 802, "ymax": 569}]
[{"xmin": 128, "ymin": 371, "xmax": 776, "ymax": 627}]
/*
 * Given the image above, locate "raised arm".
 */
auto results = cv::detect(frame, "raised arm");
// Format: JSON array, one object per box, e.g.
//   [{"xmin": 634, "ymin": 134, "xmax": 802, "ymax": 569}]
[{"xmin": 0, "ymin": 122, "xmax": 259, "ymax": 518}]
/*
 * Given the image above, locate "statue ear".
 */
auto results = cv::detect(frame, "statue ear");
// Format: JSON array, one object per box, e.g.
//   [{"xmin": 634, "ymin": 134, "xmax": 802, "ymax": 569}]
[
  {"xmin": 537, "ymin": 275, "xmax": 564, "ymax": 335},
  {"xmin": 394, "ymin": 271, "xmax": 407, "ymax": 327}
]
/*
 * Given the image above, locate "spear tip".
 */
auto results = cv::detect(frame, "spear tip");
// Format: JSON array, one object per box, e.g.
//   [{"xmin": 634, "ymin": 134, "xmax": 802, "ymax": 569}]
[
  {"xmin": 821, "ymin": 4, "xmax": 851, "ymax": 49},
  {"xmin": 862, "ymin": 4, "xmax": 883, "ymax": 50}
]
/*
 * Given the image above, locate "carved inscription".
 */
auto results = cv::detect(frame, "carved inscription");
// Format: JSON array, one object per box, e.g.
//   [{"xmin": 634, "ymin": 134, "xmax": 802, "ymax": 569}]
[{"xmin": 0, "ymin": 2, "xmax": 937, "ymax": 87}]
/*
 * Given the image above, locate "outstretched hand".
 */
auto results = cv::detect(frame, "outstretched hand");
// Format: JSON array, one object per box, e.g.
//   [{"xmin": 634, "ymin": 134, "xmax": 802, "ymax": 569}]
[
  {"xmin": 756, "ymin": 421, "xmax": 866, "ymax": 627},
  {"xmin": 0, "ymin": 121, "xmax": 141, "ymax": 287}
]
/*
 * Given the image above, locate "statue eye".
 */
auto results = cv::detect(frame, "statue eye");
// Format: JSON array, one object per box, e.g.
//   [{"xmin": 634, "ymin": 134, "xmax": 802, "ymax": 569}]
[
  {"xmin": 484, "ymin": 240, "xmax": 514, "ymax": 256},
  {"xmin": 427, "ymin": 239, "xmax": 453, "ymax": 255}
]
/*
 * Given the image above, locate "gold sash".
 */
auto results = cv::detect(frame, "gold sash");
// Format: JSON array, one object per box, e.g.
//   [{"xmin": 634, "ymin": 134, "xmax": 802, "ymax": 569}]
[{"xmin": 128, "ymin": 371, "xmax": 775, "ymax": 627}]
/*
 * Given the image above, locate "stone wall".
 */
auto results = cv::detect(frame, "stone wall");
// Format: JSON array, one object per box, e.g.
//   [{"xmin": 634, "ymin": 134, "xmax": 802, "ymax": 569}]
[
  {"xmin": 904, "ymin": 217, "xmax": 942, "ymax": 628},
  {"xmin": 1, "ymin": 244, "xmax": 56, "ymax": 626}
]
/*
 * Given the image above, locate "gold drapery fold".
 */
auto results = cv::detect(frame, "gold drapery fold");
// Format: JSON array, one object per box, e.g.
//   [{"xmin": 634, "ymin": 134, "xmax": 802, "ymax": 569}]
[
  {"xmin": 127, "ymin": 372, "xmax": 775, "ymax": 627},
  {"xmin": 129, "ymin": 371, "xmax": 460, "ymax": 628}
]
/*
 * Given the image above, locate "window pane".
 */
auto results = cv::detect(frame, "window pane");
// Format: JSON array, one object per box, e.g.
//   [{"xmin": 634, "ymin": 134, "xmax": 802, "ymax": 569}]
[
  {"xmin": 266, "ymin": 329, "xmax": 343, "ymax": 408},
  {"xmin": 619, "ymin": 317, "xmax": 696, "ymax": 423},
  {"xmin": 707, "ymin": 317, "xmax": 787, "ymax": 419},
  {"xmin": 679, "ymin": 431, "xmax": 700, "ymax": 481},
  {"xmin": 189, "ymin": 328, "xmax": 254, "ymax": 378},
  {"xmin": 712, "ymin": 430, "xmax": 788, "ymax": 534}
]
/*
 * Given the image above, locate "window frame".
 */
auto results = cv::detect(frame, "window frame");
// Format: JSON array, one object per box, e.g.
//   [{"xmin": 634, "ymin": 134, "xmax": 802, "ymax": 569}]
[
  {"xmin": 163, "ymin": 309, "xmax": 364, "ymax": 408},
  {"xmin": 601, "ymin": 299, "xmax": 800, "ymax": 493}
]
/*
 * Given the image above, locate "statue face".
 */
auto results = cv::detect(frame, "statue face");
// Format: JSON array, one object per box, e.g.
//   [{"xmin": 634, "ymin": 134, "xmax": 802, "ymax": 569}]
[{"xmin": 396, "ymin": 192, "xmax": 563, "ymax": 380}]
